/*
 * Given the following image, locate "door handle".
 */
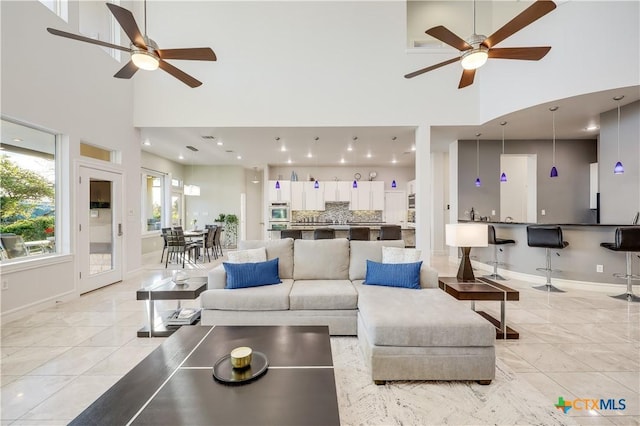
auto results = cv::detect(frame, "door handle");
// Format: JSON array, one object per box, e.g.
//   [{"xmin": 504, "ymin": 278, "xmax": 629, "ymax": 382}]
[{"xmin": 118, "ymin": 223, "xmax": 123, "ymax": 236}]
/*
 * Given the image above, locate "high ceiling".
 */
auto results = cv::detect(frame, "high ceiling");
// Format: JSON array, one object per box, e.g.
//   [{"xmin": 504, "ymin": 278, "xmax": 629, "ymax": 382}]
[{"xmin": 140, "ymin": 85, "xmax": 639, "ymax": 166}]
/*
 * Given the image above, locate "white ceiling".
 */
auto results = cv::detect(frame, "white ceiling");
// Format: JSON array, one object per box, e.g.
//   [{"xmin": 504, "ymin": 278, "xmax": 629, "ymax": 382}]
[{"xmin": 141, "ymin": 84, "xmax": 639, "ymax": 166}]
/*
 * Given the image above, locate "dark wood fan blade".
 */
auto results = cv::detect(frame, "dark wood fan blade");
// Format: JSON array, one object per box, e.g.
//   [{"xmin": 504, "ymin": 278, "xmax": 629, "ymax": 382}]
[
  {"xmin": 157, "ymin": 48, "xmax": 217, "ymax": 61},
  {"xmin": 404, "ymin": 57, "xmax": 460, "ymax": 79},
  {"xmin": 158, "ymin": 60, "xmax": 202, "ymax": 88},
  {"xmin": 426, "ymin": 26, "xmax": 472, "ymax": 51},
  {"xmin": 106, "ymin": 3, "xmax": 146, "ymax": 48},
  {"xmin": 489, "ymin": 46, "xmax": 551, "ymax": 60},
  {"xmin": 47, "ymin": 28, "xmax": 132, "ymax": 52},
  {"xmin": 482, "ymin": 0, "xmax": 556, "ymax": 49},
  {"xmin": 458, "ymin": 69, "xmax": 476, "ymax": 89},
  {"xmin": 113, "ymin": 61, "xmax": 138, "ymax": 79}
]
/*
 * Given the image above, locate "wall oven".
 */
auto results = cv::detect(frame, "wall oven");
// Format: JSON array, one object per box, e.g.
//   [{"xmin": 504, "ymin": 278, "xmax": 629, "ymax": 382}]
[
  {"xmin": 408, "ymin": 194, "xmax": 416, "ymax": 209},
  {"xmin": 269, "ymin": 202, "xmax": 290, "ymax": 222}
]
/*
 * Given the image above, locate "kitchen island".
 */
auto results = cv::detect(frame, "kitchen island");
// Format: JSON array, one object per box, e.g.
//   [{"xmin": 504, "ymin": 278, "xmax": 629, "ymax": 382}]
[
  {"xmin": 268, "ymin": 223, "xmax": 416, "ymax": 247},
  {"xmin": 460, "ymin": 221, "xmax": 635, "ymax": 289}
]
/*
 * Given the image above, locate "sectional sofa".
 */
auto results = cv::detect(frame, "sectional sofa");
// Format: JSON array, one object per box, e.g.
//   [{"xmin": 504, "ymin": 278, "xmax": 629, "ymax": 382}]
[{"xmin": 202, "ymin": 238, "xmax": 496, "ymax": 384}]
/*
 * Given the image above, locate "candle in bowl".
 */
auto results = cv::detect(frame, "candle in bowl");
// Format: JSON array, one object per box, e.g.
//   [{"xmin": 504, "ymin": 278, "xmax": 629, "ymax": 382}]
[{"xmin": 230, "ymin": 346, "xmax": 252, "ymax": 369}]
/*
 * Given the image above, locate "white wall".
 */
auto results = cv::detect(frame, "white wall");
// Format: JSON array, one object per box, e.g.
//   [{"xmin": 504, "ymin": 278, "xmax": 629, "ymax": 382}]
[
  {"xmin": 1, "ymin": 1, "xmax": 139, "ymax": 319},
  {"xmin": 183, "ymin": 165, "xmax": 246, "ymax": 228}
]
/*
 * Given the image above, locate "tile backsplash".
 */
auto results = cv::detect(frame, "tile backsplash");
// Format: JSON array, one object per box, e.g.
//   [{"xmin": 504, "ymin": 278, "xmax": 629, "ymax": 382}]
[{"xmin": 292, "ymin": 202, "xmax": 382, "ymax": 223}]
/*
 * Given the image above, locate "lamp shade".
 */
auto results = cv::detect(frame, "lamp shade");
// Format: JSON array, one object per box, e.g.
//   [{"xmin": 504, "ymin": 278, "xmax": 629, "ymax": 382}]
[{"xmin": 445, "ymin": 223, "xmax": 488, "ymax": 248}]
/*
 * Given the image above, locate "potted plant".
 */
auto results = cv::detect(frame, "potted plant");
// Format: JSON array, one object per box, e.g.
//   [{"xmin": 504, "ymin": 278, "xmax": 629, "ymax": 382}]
[{"xmin": 224, "ymin": 214, "xmax": 239, "ymax": 248}]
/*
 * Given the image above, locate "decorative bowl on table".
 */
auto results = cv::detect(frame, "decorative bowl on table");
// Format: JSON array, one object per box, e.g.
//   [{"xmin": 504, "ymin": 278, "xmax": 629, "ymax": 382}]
[{"xmin": 172, "ymin": 271, "xmax": 189, "ymax": 285}]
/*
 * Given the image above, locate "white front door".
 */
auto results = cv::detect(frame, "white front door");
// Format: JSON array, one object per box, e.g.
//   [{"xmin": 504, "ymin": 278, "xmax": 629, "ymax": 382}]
[{"xmin": 78, "ymin": 166, "xmax": 123, "ymax": 294}]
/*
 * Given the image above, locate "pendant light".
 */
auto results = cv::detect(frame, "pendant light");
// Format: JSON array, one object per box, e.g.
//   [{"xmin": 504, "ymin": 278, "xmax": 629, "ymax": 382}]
[
  {"xmin": 353, "ymin": 180, "xmax": 358, "ymax": 188},
  {"xmin": 500, "ymin": 122, "xmax": 507, "ymax": 182},
  {"xmin": 613, "ymin": 95, "xmax": 625, "ymax": 174},
  {"xmin": 474, "ymin": 133, "xmax": 481, "ymax": 187},
  {"xmin": 549, "ymin": 106, "xmax": 559, "ymax": 178},
  {"xmin": 313, "ymin": 137, "xmax": 320, "ymax": 188},
  {"xmin": 275, "ymin": 180, "xmax": 280, "ymax": 189},
  {"xmin": 391, "ymin": 180, "xmax": 397, "ymax": 188}
]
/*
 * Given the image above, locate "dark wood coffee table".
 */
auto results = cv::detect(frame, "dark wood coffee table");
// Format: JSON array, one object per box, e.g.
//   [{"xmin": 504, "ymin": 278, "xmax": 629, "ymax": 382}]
[
  {"xmin": 70, "ymin": 325, "xmax": 340, "ymax": 426},
  {"xmin": 438, "ymin": 276, "xmax": 520, "ymax": 339},
  {"xmin": 136, "ymin": 276, "xmax": 208, "ymax": 337}
]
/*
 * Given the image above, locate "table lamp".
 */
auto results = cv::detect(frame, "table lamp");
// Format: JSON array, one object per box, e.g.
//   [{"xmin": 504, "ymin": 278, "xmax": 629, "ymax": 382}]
[{"xmin": 446, "ymin": 223, "xmax": 488, "ymax": 281}]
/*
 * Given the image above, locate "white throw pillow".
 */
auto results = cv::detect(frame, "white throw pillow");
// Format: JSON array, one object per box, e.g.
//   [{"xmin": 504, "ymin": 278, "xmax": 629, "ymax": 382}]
[
  {"xmin": 227, "ymin": 247, "xmax": 267, "ymax": 263},
  {"xmin": 382, "ymin": 246, "xmax": 421, "ymax": 264}
]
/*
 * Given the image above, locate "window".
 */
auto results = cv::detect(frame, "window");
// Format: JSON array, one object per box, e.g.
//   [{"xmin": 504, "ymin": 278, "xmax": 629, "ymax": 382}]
[
  {"xmin": 39, "ymin": 0, "xmax": 68, "ymax": 22},
  {"xmin": 141, "ymin": 171, "xmax": 165, "ymax": 232},
  {"xmin": 0, "ymin": 119, "xmax": 57, "ymax": 261}
]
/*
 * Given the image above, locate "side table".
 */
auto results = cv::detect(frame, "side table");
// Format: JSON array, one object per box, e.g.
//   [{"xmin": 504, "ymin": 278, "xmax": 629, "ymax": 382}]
[{"xmin": 136, "ymin": 276, "xmax": 208, "ymax": 337}]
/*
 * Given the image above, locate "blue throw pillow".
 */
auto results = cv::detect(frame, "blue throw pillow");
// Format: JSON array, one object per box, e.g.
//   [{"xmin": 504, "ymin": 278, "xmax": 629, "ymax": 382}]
[
  {"xmin": 223, "ymin": 258, "xmax": 282, "ymax": 289},
  {"xmin": 364, "ymin": 260, "xmax": 422, "ymax": 289}
]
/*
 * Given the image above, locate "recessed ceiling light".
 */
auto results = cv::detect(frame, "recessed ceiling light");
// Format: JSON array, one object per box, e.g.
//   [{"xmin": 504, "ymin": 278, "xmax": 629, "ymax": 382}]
[
  {"xmin": 178, "ymin": 155, "xmax": 184, "ymax": 160},
  {"xmin": 347, "ymin": 146, "xmax": 353, "ymax": 152},
  {"xmin": 143, "ymin": 140, "xmax": 151, "ymax": 146},
  {"xmin": 411, "ymin": 145, "xmax": 416, "ymax": 151},
  {"xmin": 340, "ymin": 158, "xmax": 345, "ymax": 164},
  {"xmin": 287, "ymin": 158, "xmax": 292, "ymax": 164},
  {"xmin": 307, "ymin": 153, "xmax": 313, "ymax": 158},
  {"xmin": 366, "ymin": 152, "xmax": 372, "ymax": 158},
  {"xmin": 391, "ymin": 159, "xmax": 397, "ymax": 164},
  {"xmin": 12, "ymin": 138, "xmax": 22, "ymax": 142},
  {"xmin": 281, "ymin": 146, "xmax": 287, "ymax": 152},
  {"xmin": 237, "ymin": 155, "xmax": 242, "ymax": 160},
  {"xmin": 585, "ymin": 125, "xmax": 599, "ymax": 131},
  {"xmin": 217, "ymin": 141, "xmax": 223, "ymax": 146}
]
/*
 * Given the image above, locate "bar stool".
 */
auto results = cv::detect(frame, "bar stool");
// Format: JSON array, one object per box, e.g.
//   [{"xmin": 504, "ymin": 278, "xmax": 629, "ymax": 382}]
[
  {"xmin": 281, "ymin": 229, "xmax": 303, "ymax": 240},
  {"xmin": 314, "ymin": 228, "xmax": 335, "ymax": 240},
  {"xmin": 526, "ymin": 225, "xmax": 569, "ymax": 292},
  {"xmin": 484, "ymin": 225, "xmax": 515, "ymax": 280},
  {"xmin": 600, "ymin": 227, "xmax": 640, "ymax": 302},
  {"xmin": 378, "ymin": 225, "xmax": 402, "ymax": 240},
  {"xmin": 348, "ymin": 227, "xmax": 370, "ymax": 241}
]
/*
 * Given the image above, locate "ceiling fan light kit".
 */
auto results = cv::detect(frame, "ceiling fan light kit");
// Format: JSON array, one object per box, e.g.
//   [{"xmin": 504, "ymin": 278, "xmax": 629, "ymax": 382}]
[
  {"xmin": 405, "ymin": 0, "xmax": 556, "ymax": 88},
  {"xmin": 47, "ymin": 2, "xmax": 216, "ymax": 87}
]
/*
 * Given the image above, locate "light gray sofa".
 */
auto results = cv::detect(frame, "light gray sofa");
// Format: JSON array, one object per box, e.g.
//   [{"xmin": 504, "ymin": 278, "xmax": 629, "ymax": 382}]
[{"xmin": 202, "ymin": 238, "xmax": 496, "ymax": 384}]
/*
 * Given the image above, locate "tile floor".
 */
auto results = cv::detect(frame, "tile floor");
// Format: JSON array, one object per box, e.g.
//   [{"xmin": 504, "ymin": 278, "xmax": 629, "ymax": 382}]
[{"xmin": 1, "ymin": 254, "xmax": 638, "ymax": 425}]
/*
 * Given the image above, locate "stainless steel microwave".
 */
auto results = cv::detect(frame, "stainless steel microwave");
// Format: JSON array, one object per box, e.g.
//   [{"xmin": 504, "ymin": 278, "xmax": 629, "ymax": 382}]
[{"xmin": 408, "ymin": 194, "xmax": 415, "ymax": 209}]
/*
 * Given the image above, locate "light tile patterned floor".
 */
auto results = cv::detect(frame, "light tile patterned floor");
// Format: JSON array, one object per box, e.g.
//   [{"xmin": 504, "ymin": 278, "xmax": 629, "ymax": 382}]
[{"xmin": 0, "ymin": 254, "xmax": 638, "ymax": 425}]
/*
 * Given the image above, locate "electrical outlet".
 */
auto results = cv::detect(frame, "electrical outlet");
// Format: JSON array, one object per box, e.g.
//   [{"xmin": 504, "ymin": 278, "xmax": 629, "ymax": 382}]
[
  {"xmin": 596, "ymin": 264, "xmax": 604, "ymax": 273},
  {"xmin": 1, "ymin": 280, "xmax": 8, "ymax": 290},
  {"xmin": 491, "ymin": 210, "xmax": 496, "ymax": 216},
  {"xmin": 541, "ymin": 209, "xmax": 546, "ymax": 216}
]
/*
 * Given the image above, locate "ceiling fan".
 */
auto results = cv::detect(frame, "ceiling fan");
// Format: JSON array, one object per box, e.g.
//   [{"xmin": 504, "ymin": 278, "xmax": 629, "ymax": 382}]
[
  {"xmin": 47, "ymin": 2, "xmax": 216, "ymax": 88},
  {"xmin": 405, "ymin": 0, "xmax": 556, "ymax": 89}
]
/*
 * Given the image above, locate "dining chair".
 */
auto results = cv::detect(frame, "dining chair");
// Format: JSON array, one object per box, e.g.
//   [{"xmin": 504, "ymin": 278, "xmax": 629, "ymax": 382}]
[
  {"xmin": 196, "ymin": 226, "xmax": 217, "ymax": 262},
  {"xmin": 213, "ymin": 226, "xmax": 223, "ymax": 258},
  {"xmin": 165, "ymin": 230, "xmax": 198, "ymax": 268},
  {"xmin": 160, "ymin": 227, "xmax": 171, "ymax": 263}
]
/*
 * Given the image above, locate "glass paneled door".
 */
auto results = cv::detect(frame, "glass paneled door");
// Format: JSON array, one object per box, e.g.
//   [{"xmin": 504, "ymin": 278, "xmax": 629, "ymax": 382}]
[
  {"xmin": 78, "ymin": 166, "xmax": 123, "ymax": 294},
  {"xmin": 171, "ymin": 191, "xmax": 183, "ymax": 227}
]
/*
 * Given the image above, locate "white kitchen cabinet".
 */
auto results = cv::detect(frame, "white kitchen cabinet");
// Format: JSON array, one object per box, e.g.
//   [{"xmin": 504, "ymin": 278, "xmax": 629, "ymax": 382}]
[
  {"xmin": 407, "ymin": 179, "xmax": 416, "ymax": 195},
  {"xmin": 350, "ymin": 181, "xmax": 384, "ymax": 210},
  {"xmin": 290, "ymin": 181, "xmax": 305, "ymax": 210},
  {"xmin": 370, "ymin": 181, "xmax": 385, "ymax": 210},
  {"xmin": 291, "ymin": 181, "xmax": 324, "ymax": 211},
  {"xmin": 268, "ymin": 180, "xmax": 291, "ymax": 203},
  {"xmin": 304, "ymin": 181, "xmax": 324, "ymax": 210},
  {"xmin": 324, "ymin": 181, "xmax": 351, "ymax": 202}
]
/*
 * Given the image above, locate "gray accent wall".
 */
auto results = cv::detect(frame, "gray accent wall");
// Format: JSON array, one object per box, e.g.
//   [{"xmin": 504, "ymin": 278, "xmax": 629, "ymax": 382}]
[
  {"xmin": 458, "ymin": 138, "xmax": 597, "ymax": 224},
  {"xmin": 599, "ymin": 100, "xmax": 640, "ymax": 224}
]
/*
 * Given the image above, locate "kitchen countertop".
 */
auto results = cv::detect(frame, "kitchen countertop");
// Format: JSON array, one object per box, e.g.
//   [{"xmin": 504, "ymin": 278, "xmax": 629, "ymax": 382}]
[
  {"xmin": 269, "ymin": 224, "xmax": 416, "ymax": 231},
  {"xmin": 459, "ymin": 220, "xmax": 631, "ymax": 227}
]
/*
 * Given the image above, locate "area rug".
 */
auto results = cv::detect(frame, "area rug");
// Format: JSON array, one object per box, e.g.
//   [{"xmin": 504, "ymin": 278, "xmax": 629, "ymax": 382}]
[{"xmin": 331, "ymin": 337, "xmax": 575, "ymax": 425}]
